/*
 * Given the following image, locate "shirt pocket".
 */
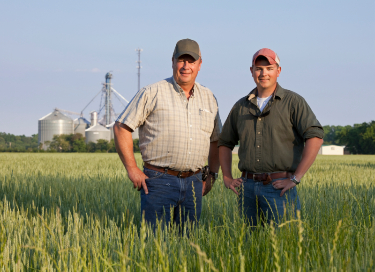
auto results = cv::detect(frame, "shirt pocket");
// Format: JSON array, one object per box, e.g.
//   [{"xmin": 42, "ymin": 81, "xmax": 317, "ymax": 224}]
[{"xmin": 199, "ymin": 109, "xmax": 215, "ymax": 134}]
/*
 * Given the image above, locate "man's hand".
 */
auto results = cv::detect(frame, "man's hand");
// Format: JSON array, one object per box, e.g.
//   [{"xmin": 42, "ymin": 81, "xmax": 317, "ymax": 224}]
[
  {"xmin": 272, "ymin": 178, "xmax": 296, "ymax": 196},
  {"xmin": 202, "ymin": 174, "xmax": 215, "ymax": 196},
  {"xmin": 223, "ymin": 176, "xmax": 243, "ymax": 195},
  {"xmin": 127, "ymin": 166, "xmax": 149, "ymax": 194}
]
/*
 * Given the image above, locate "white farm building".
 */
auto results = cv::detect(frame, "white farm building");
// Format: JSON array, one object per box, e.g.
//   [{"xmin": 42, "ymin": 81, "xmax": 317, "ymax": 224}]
[{"xmin": 318, "ymin": 145, "xmax": 345, "ymax": 155}]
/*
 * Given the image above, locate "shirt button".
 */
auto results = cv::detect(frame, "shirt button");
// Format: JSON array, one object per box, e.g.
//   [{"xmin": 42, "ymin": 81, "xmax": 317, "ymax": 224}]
[
  {"xmin": 190, "ymin": 125, "xmax": 192, "ymax": 127},
  {"xmin": 189, "ymin": 152, "xmax": 191, "ymax": 154},
  {"xmin": 189, "ymin": 112, "xmax": 191, "ymax": 114},
  {"xmin": 190, "ymin": 138, "xmax": 192, "ymax": 141},
  {"xmin": 258, "ymin": 118, "xmax": 261, "ymax": 121},
  {"xmin": 257, "ymin": 145, "xmax": 260, "ymax": 148},
  {"xmin": 257, "ymin": 159, "xmax": 260, "ymax": 162},
  {"xmin": 258, "ymin": 132, "xmax": 261, "ymax": 134}
]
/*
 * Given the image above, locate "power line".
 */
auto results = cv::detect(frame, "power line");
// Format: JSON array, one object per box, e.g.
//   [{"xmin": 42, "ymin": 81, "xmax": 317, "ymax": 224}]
[{"xmin": 136, "ymin": 48, "xmax": 143, "ymax": 92}]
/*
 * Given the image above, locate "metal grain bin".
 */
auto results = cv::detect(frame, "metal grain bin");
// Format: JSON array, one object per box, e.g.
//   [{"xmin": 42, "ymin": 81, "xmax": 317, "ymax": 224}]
[
  {"xmin": 38, "ymin": 109, "xmax": 74, "ymax": 150},
  {"xmin": 74, "ymin": 117, "xmax": 90, "ymax": 137},
  {"xmin": 85, "ymin": 124, "xmax": 111, "ymax": 143},
  {"xmin": 106, "ymin": 122, "xmax": 115, "ymax": 140}
]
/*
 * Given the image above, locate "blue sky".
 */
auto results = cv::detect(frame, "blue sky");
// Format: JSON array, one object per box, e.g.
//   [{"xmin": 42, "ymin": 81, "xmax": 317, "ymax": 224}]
[{"xmin": 1, "ymin": 0, "xmax": 374, "ymax": 136}]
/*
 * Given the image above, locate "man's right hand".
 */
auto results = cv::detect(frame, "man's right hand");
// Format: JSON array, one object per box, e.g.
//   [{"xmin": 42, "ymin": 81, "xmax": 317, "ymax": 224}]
[
  {"xmin": 127, "ymin": 167, "xmax": 149, "ymax": 194},
  {"xmin": 223, "ymin": 176, "xmax": 243, "ymax": 195}
]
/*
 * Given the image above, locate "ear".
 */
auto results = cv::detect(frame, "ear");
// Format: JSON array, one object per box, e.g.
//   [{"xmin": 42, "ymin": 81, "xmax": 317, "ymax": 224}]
[
  {"xmin": 277, "ymin": 66, "xmax": 281, "ymax": 77},
  {"xmin": 198, "ymin": 58, "xmax": 202, "ymax": 71},
  {"xmin": 250, "ymin": 66, "xmax": 253, "ymax": 74}
]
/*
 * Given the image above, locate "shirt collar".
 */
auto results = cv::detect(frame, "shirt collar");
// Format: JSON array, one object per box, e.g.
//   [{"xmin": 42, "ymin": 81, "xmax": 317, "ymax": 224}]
[
  {"xmin": 247, "ymin": 83, "xmax": 285, "ymax": 101},
  {"xmin": 172, "ymin": 76, "xmax": 196, "ymax": 97}
]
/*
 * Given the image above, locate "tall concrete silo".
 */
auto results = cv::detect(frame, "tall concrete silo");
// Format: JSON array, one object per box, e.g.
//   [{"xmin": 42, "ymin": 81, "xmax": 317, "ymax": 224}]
[
  {"xmin": 85, "ymin": 111, "xmax": 110, "ymax": 143},
  {"xmin": 74, "ymin": 117, "xmax": 90, "ymax": 137},
  {"xmin": 38, "ymin": 109, "xmax": 74, "ymax": 150}
]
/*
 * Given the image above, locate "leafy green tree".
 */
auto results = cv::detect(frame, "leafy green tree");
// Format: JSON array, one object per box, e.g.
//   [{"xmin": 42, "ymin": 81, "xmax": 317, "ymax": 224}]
[
  {"xmin": 323, "ymin": 125, "xmax": 345, "ymax": 145},
  {"xmin": 336, "ymin": 122, "xmax": 375, "ymax": 154},
  {"xmin": 107, "ymin": 139, "xmax": 116, "ymax": 153},
  {"xmin": 49, "ymin": 135, "xmax": 70, "ymax": 152},
  {"xmin": 96, "ymin": 139, "xmax": 109, "ymax": 152}
]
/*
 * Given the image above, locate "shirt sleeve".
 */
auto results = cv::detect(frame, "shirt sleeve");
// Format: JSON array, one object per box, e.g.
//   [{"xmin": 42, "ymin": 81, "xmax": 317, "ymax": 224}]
[
  {"xmin": 210, "ymin": 109, "xmax": 222, "ymax": 142},
  {"xmin": 218, "ymin": 104, "xmax": 240, "ymax": 150},
  {"xmin": 116, "ymin": 87, "xmax": 153, "ymax": 131},
  {"xmin": 292, "ymin": 96, "xmax": 324, "ymax": 140}
]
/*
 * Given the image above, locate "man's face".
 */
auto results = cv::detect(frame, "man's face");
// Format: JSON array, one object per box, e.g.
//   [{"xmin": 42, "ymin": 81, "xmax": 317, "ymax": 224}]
[
  {"xmin": 250, "ymin": 58, "xmax": 281, "ymax": 90},
  {"xmin": 172, "ymin": 54, "xmax": 202, "ymax": 86}
]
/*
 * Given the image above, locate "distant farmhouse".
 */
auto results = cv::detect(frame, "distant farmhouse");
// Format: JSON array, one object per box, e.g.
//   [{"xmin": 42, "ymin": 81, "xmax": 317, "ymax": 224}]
[{"xmin": 318, "ymin": 145, "xmax": 345, "ymax": 155}]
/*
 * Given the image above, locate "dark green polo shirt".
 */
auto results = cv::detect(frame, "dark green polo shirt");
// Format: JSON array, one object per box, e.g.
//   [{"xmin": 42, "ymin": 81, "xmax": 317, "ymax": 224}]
[{"xmin": 218, "ymin": 83, "xmax": 324, "ymax": 173}]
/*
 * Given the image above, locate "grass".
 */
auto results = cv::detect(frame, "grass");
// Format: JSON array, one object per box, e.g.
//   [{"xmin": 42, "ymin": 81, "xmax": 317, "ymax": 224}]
[{"xmin": 0, "ymin": 153, "xmax": 374, "ymax": 271}]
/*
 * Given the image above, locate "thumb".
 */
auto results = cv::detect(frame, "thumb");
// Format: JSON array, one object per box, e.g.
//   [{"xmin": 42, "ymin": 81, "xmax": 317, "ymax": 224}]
[
  {"xmin": 230, "ymin": 186, "xmax": 239, "ymax": 195},
  {"xmin": 280, "ymin": 188, "xmax": 286, "ymax": 197}
]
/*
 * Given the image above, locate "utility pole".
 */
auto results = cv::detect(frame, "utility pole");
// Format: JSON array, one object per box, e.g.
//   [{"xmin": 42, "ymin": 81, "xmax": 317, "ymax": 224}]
[{"xmin": 136, "ymin": 48, "xmax": 143, "ymax": 92}]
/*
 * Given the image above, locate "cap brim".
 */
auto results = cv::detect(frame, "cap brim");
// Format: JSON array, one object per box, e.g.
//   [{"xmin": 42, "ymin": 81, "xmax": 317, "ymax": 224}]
[
  {"xmin": 253, "ymin": 55, "xmax": 277, "ymax": 66},
  {"xmin": 174, "ymin": 51, "xmax": 200, "ymax": 61}
]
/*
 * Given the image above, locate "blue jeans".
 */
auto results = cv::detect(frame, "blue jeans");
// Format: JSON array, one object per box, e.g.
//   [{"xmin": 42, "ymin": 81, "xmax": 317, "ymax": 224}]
[
  {"xmin": 140, "ymin": 167, "xmax": 203, "ymax": 228},
  {"xmin": 238, "ymin": 177, "xmax": 301, "ymax": 225}
]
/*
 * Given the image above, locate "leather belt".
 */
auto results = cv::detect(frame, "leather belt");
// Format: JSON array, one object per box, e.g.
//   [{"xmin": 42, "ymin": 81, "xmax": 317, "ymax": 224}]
[
  {"xmin": 241, "ymin": 171, "xmax": 293, "ymax": 185},
  {"xmin": 144, "ymin": 163, "xmax": 200, "ymax": 178}
]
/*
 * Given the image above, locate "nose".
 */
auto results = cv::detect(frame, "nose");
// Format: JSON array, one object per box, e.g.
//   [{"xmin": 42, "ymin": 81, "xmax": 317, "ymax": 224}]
[
  {"xmin": 182, "ymin": 60, "xmax": 189, "ymax": 69},
  {"xmin": 259, "ymin": 69, "xmax": 268, "ymax": 77}
]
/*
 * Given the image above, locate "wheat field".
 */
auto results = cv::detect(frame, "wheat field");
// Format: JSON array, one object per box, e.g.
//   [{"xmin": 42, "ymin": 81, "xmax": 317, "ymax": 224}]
[{"xmin": 0, "ymin": 153, "xmax": 374, "ymax": 271}]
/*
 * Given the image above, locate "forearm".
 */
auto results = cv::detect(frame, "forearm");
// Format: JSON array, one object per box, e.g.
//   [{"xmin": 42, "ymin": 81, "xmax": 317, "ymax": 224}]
[
  {"xmin": 219, "ymin": 146, "xmax": 233, "ymax": 180},
  {"xmin": 208, "ymin": 141, "xmax": 220, "ymax": 173},
  {"xmin": 294, "ymin": 137, "xmax": 323, "ymax": 180},
  {"xmin": 113, "ymin": 122, "xmax": 138, "ymax": 171}
]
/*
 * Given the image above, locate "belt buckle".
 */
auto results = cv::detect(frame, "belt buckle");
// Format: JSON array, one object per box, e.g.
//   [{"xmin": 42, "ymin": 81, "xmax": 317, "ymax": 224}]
[{"xmin": 177, "ymin": 171, "xmax": 183, "ymax": 178}]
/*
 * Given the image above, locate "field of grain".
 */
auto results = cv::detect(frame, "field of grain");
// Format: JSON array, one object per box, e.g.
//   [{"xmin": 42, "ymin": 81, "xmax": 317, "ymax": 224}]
[{"xmin": 0, "ymin": 153, "xmax": 374, "ymax": 271}]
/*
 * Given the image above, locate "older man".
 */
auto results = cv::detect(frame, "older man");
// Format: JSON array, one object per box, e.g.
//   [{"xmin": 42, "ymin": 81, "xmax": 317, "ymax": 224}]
[
  {"xmin": 218, "ymin": 48, "xmax": 323, "ymax": 225},
  {"xmin": 114, "ymin": 39, "xmax": 222, "ymax": 228}
]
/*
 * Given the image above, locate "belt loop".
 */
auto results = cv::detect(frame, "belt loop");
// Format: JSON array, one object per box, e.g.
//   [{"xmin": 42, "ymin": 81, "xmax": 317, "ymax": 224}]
[
  {"xmin": 164, "ymin": 168, "xmax": 168, "ymax": 174},
  {"xmin": 177, "ymin": 171, "xmax": 182, "ymax": 178}
]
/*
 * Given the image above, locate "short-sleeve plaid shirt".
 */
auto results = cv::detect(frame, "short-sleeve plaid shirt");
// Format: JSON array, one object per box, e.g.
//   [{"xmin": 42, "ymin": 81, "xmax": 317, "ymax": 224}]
[{"xmin": 116, "ymin": 77, "xmax": 222, "ymax": 172}]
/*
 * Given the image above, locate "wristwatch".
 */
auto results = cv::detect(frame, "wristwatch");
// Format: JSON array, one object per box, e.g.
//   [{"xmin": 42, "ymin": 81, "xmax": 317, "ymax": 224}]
[
  {"xmin": 290, "ymin": 175, "xmax": 300, "ymax": 185},
  {"xmin": 210, "ymin": 171, "xmax": 218, "ymax": 181}
]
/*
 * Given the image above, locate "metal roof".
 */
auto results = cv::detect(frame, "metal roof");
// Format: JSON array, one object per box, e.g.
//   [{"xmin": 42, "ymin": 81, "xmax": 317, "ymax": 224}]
[
  {"xmin": 74, "ymin": 117, "xmax": 91, "ymax": 125},
  {"xmin": 39, "ymin": 109, "xmax": 72, "ymax": 121},
  {"xmin": 85, "ymin": 124, "xmax": 109, "ymax": 132}
]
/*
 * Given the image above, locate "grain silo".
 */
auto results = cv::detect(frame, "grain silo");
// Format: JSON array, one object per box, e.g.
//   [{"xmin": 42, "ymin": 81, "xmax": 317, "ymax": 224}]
[
  {"xmin": 74, "ymin": 117, "xmax": 90, "ymax": 137},
  {"xmin": 38, "ymin": 109, "xmax": 74, "ymax": 150},
  {"xmin": 85, "ymin": 111, "xmax": 110, "ymax": 143},
  {"xmin": 106, "ymin": 122, "xmax": 115, "ymax": 140}
]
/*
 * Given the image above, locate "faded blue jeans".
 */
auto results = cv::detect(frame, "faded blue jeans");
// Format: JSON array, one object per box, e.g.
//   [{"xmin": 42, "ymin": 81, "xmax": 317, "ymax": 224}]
[
  {"xmin": 238, "ymin": 177, "xmax": 301, "ymax": 226},
  {"xmin": 140, "ymin": 167, "xmax": 203, "ymax": 228}
]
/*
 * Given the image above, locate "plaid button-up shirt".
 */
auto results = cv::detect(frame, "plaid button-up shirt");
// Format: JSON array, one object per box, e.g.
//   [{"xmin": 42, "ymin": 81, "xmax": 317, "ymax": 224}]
[{"xmin": 116, "ymin": 77, "xmax": 222, "ymax": 172}]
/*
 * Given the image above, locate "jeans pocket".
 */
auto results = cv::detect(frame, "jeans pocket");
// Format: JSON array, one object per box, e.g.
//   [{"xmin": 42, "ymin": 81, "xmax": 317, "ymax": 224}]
[
  {"xmin": 144, "ymin": 168, "xmax": 165, "ymax": 180},
  {"xmin": 193, "ymin": 172, "xmax": 203, "ymax": 182}
]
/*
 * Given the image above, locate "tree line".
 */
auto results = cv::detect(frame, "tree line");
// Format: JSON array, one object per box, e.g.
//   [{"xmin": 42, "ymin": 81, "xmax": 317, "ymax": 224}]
[
  {"xmin": 1, "ymin": 121, "xmax": 375, "ymax": 154},
  {"xmin": 0, "ymin": 133, "xmax": 140, "ymax": 153},
  {"xmin": 323, "ymin": 121, "xmax": 375, "ymax": 154}
]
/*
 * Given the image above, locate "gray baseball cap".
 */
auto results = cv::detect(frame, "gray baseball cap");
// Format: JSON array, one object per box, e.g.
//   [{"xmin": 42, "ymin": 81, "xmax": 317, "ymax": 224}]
[{"xmin": 173, "ymin": 39, "xmax": 201, "ymax": 61}]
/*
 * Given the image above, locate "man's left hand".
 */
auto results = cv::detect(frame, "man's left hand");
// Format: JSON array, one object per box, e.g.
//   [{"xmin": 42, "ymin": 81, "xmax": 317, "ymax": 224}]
[
  {"xmin": 202, "ymin": 174, "xmax": 215, "ymax": 196},
  {"xmin": 271, "ymin": 178, "xmax": 296, "ymax": 196}
]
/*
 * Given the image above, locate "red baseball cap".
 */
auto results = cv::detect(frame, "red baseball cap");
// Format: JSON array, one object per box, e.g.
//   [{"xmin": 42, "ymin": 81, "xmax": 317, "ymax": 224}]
[{"xmin": 252, "ymin": 48, "xmax": 280, "ymax": 66}]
